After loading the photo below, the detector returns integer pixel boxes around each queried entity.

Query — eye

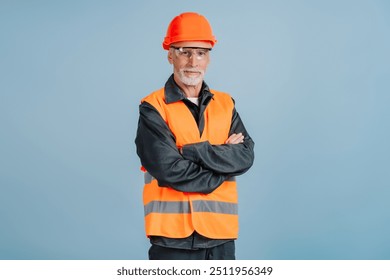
[180,51,190,56]
[197,50,207,57]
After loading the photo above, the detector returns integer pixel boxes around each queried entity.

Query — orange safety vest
[142,88,238,239]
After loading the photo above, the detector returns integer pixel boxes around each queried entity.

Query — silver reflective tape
[192,200,238,215]
[144,172,154,184]
[144,201,191,216]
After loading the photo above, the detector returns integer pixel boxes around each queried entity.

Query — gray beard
[179,75,202,86]
[178,69,204,86]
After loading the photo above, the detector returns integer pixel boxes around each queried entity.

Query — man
[135,12,255,260]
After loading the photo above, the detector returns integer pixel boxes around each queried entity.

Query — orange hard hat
[162,12,217,50]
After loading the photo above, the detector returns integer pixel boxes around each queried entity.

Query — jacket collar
[164,74,213,104]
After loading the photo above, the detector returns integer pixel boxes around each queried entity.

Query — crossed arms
[135,102,255,194]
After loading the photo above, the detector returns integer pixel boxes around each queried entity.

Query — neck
[173,75,202,98]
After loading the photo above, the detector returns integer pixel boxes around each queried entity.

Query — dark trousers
[148,241,235,260]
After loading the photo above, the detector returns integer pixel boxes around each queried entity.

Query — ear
[167,50,173,65]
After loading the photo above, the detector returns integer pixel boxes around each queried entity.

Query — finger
[232,135,244,144]
[225,133,239,144]
[230,132,243,143]
[225,133,237,144]
[226,133,244,144]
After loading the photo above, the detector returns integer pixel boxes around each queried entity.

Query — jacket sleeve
[135,102,228,194]
[181,108,255,176]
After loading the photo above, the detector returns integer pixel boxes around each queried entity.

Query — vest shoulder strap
[141,88,166,121]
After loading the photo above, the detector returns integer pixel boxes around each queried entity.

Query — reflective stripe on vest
[144,200,238,216]
[144,201,191,215]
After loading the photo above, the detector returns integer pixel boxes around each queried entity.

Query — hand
[225,133,244,144]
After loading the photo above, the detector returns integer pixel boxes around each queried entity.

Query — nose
[187,54,198,67]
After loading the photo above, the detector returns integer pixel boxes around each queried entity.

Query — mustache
[180,68,204,74]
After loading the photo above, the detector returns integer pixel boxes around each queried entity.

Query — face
[168,41,212,87]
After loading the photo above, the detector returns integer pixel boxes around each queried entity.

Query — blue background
[1,0,389,259]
